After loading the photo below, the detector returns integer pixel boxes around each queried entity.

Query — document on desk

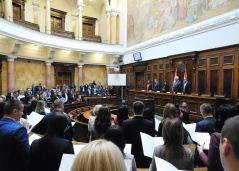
[155,157,178,171]
[29,133,41,145]
[183,123,210,150]
[73,145,86,154]
[155,118,161,131]
[140,132,164,158]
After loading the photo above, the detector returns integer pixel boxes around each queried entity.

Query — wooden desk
[64,102,86,114]
[129,90,233,122]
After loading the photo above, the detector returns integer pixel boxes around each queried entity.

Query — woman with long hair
[150,118,194,171]
[90,105,111,141]
[71,140,126,171]
[114,105,129,126]
[35,100,47,115]
[29,112,74,171]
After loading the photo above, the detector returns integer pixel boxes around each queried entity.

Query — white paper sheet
[29,133,41,145]
[140,132,164,158]
[27,112,44,126]
[124,144,132,154]
[73,145,86,154]
[45,108,50,114]
[187,123,196,132]
[71,122,76,126]
[124,159,132,171]
[59,154,76,171]
[155,118,161,131]
[155,157,178,171]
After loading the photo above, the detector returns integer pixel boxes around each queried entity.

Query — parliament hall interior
[0,0,239,171]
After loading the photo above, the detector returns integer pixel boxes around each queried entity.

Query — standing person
[182,78,192,95]
[114,105,129,126]
[29,112,74,171]
[70,83,76,92]
[86,87,92,95]
[153,79,160,92]
[219,116,239,171]
[109,85,114,95]
[88,104,102,141]
[123,101,154,168]
[150,118,194,171]
[173,76,182,93]
[80,83,85,93]
[196,103,216,135]
[179,102,190,124]
[35,83,43,95]
[31,84,36,95]
[91,80,97,88]
[0,100,30,171]
[161,80,170,92]
[147,79,152,91]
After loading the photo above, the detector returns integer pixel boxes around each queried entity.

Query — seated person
[150,118,194,171]
[29,112,74,171]
[196,103,216,135]
[197,104,238,171]
[35,100,47,115]
[114,105,129,126]
[71,140,127,171]
[105,125,137,171]
[219,115,239,171]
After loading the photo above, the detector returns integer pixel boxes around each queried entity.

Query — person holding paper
[122,101,154,168]
[197,105,238,171]
[0,99,30,171]
[29,112,74,171]
[195,103,216,135]
[220,115,239,171]
[71,140,127,171]
[150,118,194,171]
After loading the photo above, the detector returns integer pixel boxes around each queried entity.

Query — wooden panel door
[83,23,93,35]
[12,3,21,19]
[51,16,63,30]
[57,72,72,87]
[136,72,144,90]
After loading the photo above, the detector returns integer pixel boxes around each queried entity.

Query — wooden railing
[13,18,40,31]
[51,29,75,39]
[83,34,102,43]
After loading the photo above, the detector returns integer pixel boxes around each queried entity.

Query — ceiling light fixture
[66,50,69,54]
[34,45,38,50]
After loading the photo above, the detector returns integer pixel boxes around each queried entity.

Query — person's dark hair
[105,125,126,156]
[221,115,239,160]
[215,104,238,133]
[6,92,13,100]
[163,103,176,120]
[26,95,33,103]
[133,101,144,115]
[200,103,212,115]
[95,105,111,134]
[37,112,70,152]
[53,99,63,109]
[27,100,38,115]
[161,118,185,160]
[143,107,154,122]
[117,105,129,126]
[4,99,22,115]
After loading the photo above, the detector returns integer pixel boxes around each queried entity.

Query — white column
[71,14,78,40]
[105,10,111,44]
[45,0,52,34]
[33,1,40,24]
[95,20,100,36]
[5,0,13,21]
[78,4,84,40]
[116,14,120,44]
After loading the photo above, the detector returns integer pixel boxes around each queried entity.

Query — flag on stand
[184,65,187,80]
[172,68,177,91]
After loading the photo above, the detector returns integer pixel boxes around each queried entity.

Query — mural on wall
[127,0,239,47]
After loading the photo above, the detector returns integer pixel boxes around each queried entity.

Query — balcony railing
[83,34,102,43]
[51,29,75,39]
[13,18,40,31]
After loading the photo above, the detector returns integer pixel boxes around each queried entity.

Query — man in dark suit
[33,99,74,140]
[195,103,216,135]
[161,80,170,92]
[153,79,161,92]
[173,76,182,93]
[86,87,92,95]
[182,78,192,94]
[35,83,42,95]
[179,102,190,124]
[80,83,85,93]
[122,101,154,168]
[0,100,30,171]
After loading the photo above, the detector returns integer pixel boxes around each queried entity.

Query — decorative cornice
[32,2,40,11]
[125,9,239,55]
[12,41,24,54]
[44,0,52,2]
[48,48,57,60]
[45,60,53,65]
[79,53,86,63]
[7,55,17,61]
[71,14,77,21]
[105,10,120,17]
[78,4,84,12]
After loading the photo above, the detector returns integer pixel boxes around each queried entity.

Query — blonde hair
[92,104,102,116]
[71,140,127,171]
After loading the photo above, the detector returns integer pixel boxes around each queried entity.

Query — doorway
[136,72,144,90]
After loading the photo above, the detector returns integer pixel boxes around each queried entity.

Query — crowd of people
[0,84,239,171]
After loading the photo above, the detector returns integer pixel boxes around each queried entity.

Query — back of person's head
[162,118,184,159]
[143,107,154,122]
[92,104,102,116]
[215,104,238,132]
[35,100,46,113]
[53,99,63,109]
[200,103,212,115]
[133,101,144,115]
[220,116,239,170]
[4,99,22,115]
[71,140,127,171]
[163,103,176,119]
[117,105,129,126]
[95,106,111,134]
[104,125,126,154]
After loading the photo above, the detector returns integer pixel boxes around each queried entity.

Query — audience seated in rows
[122,101,154,168]
[150,118,194,171]
[197,104,238,171]
[71,140,127,171]
[114,105,129,126]
[0,100,30,171]
[90,105,111,141]
[30,112,74,171]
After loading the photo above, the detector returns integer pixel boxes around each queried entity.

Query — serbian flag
[184,65,187,79]
[173,68,178,91]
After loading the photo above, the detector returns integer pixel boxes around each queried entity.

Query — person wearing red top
[147,80,152,91]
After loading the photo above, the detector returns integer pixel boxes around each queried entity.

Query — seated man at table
[33,99,74,140]
[220,116,239,171]
[122,101,154,168]
[195,103,216,135]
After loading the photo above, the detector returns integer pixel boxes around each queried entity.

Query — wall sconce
[34,45,38,50]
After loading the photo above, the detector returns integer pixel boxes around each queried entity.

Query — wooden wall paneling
[210,69,218,95]
[223,68,233,98]
[12,0,25,20]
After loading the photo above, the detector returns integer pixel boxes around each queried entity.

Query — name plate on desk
[157,91,160,92]
[177,92,182,94]
[166,92,170,93]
